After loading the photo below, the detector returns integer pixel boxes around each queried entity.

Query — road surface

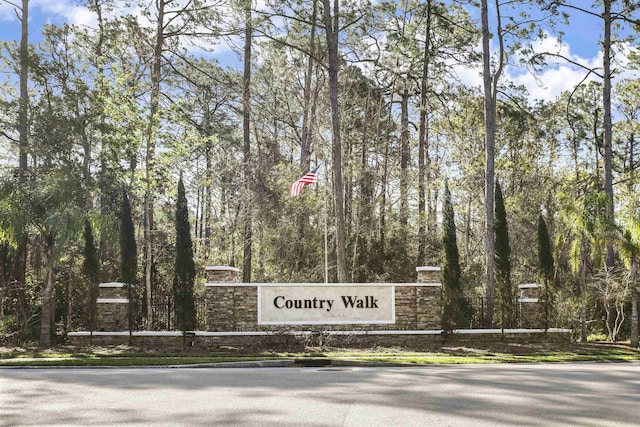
[1,362,639,426]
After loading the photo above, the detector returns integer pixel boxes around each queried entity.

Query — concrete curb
[175,358,410,368]
[181,359,297,368]
[0,358,403,369]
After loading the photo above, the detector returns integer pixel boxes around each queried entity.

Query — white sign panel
[258,284,395,325]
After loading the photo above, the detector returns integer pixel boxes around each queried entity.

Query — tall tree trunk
[95,0,110,270]
[39,240,54,347]
[300,0,318,170]
[601,1,617,336]
[399,87,409,227]
[297,54,316,272]
[204,138,213,259]
[144,0,166,328]
[15,0,30,312]
[18,0,29,176]
[322,0,347,282]
[242,0,253,283]
[603,0,614,269]
[629,259,638,347]
[345,134,353,238]
[194,183,200,247]
[352,93,370,280]
[481,0,495,327]
[580,235,588,343]
[417,1,431,266]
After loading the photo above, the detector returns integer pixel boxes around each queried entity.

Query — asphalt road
[1,362,639,426]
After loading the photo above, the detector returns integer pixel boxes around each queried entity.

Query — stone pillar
[416,266,441,283]
[206,266,239,283]
[416,266,442,329]
[96,283,129,331]
[205,266,240,331]
[518,284,543,328]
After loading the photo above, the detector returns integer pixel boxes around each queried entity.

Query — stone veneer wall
[205,267,259,331]
[96,283,129,331]
[69,267,574,349]
[204,266,442,332]
[416,267,443,329]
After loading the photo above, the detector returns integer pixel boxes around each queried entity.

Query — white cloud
[451,62,483,89]
[32,0,96,28]
[511,64,596,101]
[0,0,22,22]
[451,34,640,104]
[508,38,640,103]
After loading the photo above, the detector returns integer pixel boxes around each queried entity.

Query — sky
[0,0,638,104]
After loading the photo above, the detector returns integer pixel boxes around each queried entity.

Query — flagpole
[323,164,329,284]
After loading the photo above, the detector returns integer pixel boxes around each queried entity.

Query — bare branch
[0,0,21,10]
[530,52,604,79]
[253,27,328,71]
[544,1,603,19]
[0,131,19,143]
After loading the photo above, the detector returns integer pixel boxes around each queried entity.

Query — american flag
[290,166,319,196]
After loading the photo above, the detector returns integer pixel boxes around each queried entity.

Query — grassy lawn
[0,342,638,367]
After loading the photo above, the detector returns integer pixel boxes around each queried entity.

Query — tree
[494,179,513,329]
[535,1,640,268]
[173,177,196,332]
[141,0,222,324]
[560,189,612,342]
[620,225,639,347]
[0,0,30,323]
[15,0,29,176]
[23,172,83,347]
[537,213,554,330]
[242,0,253,283]
[592,265,628,341]
[480,0,499,326]
[299,0,319,170]
[441,182,471,330]
[120,190,137,333]
[142,0,165,330]
[322,0,347,282]
[416,0,432,266]
[83,219,100,332]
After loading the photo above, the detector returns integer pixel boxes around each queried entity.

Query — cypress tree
[537,213,554,282]
[120,190,137,332]
[494,179,512,329]
[83,219,100,332]
[173,177,196,332]
[537,213,554,330]
[442,182,471,331]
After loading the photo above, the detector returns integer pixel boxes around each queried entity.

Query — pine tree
[537,213,554,330]
[83,219,100,332]
[173,177,196,332]
[120,190,137,332]
[494,179,512,329]
[442,182,471,331]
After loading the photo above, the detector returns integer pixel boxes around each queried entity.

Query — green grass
[0,352,287,367]
[1,344,638,367]
[343,353,640,364]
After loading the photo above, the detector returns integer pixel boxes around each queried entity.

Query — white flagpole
[323,164,329,284]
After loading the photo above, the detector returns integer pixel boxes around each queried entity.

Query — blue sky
[0,0,637,103]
